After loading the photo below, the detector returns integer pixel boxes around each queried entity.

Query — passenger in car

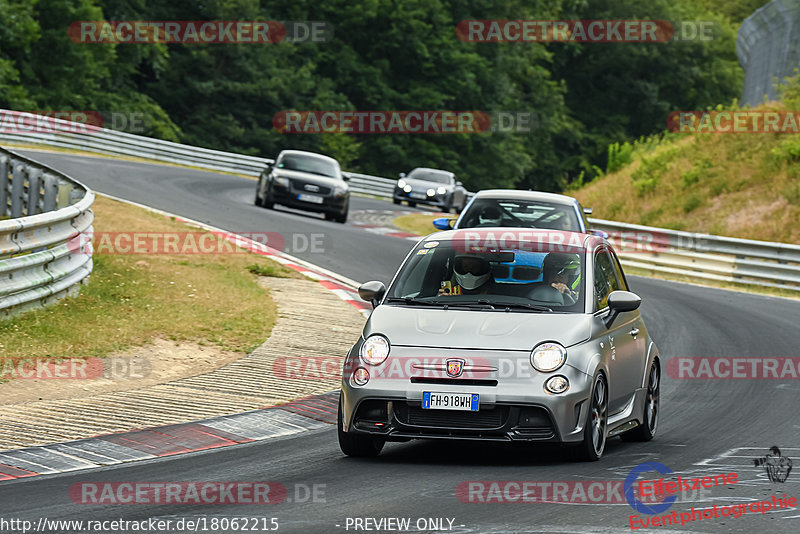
[529,253,581,305]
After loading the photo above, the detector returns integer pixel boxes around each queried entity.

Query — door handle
[629,328,640,338]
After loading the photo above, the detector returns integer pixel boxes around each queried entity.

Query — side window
[593,250,619,311]
[609,250,629,291]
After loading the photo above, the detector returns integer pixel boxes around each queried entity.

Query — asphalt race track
[2,151,799,533]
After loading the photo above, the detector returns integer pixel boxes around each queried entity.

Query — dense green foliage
[0,0,764,190]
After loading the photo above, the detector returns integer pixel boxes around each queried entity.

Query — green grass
[393,213,448,236]
[247,262,299,278]
[573,104,800,244]
[0,195,291,358]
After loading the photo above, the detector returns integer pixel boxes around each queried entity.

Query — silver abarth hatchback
[338,228,661,461]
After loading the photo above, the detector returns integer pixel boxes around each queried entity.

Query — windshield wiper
[385,297,443,307]
[484,301,553,312]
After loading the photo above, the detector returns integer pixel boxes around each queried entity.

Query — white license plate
[297,193,324,204]
[410,192,427,200]
[422,392,479,411]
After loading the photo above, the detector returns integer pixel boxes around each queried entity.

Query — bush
[607,142,634,174]
[631,150,675,197]
[682,194,702,213]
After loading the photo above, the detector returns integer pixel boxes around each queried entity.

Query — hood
[274,168,347,189]
[365,305,592,351]
[402,177,452,191]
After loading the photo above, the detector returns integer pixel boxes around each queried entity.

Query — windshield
[459,198,581,231]
[407,169,453,184]
[387,239,585,311]
[277,154,339,178]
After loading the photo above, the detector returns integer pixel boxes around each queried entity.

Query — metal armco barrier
[0,109,399,196]
[589,218,800,292]
[0,146,94,318]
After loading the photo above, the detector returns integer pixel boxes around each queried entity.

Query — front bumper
[393,187,449,208]
[340,345,593,443]
[273,184,348,213]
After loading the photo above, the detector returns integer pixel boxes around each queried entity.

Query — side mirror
[432,217,456,230]
[604,290,641,328]
[358,281,386,307]
[342,173,350,182]
[455,181,463,187]
[399,172,406,179]
[583,207,593,215]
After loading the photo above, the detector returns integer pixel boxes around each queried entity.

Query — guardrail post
[0,155,8,217]
[10,162,26,218]
[42,173,59,212]
[26,168,43,215]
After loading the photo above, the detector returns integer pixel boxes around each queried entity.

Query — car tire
[335,206,349,224]
[621,360,659,442]
[337,393,384,457]
[407,201,416,208]
[572,373,608,461]
[393,198,401,205]
[254,180,264,207]
[262,186,274,210]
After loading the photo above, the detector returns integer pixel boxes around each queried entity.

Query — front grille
[396,404,507,429]
[292,180,331,195]
[410,377,498,387]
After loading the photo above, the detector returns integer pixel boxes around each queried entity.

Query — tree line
[0,0,766,191]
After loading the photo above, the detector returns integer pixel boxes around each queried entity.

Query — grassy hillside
[570,82,800,245]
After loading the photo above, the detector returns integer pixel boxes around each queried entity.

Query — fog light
[545,375,569,394]
[353,367,370,386]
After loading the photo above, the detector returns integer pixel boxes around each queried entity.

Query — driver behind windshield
[438,254,497,296]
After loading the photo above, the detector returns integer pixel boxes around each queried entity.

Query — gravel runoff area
[0,277,365,450]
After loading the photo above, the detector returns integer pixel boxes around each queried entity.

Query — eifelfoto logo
[754,446,793,483]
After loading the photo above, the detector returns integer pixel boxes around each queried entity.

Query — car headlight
[334,185,348,196]
[437,186,447,195]
[403,184,412,193]
[530,342,566,372]
[353,367,370,386]
[427,189,436,197]
[274,176,289,187]
[360,335,390,365]
[545,375,569,394]
[397,179,407,188]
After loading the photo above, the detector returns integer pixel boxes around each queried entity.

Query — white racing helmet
[453,254,491,290]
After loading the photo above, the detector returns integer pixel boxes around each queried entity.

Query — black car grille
[292,180,331,195]
[395,404,507,429]
[409,377,498,387]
